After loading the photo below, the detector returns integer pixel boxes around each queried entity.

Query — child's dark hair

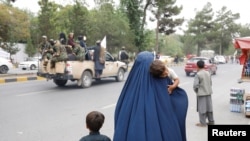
[196,60,205,69]
[150,60,166,77]
[86,111,105,132]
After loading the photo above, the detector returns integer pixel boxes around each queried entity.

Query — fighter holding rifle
[38,35,53,66]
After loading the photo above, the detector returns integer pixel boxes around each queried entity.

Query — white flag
[101,36,106,48]
[233,50,237,56]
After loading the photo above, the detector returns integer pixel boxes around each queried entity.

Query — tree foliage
[1,0,249,60]
[0,3,30,42]
[38,0,58,39]
[212,6,240,55]
[0,2,28,57]
[161,34,183,56]
[186,2,214,56]
[238,24,250,37]
[185,2,241,56]
[87,2,134,53]
[68,1,89,36]
[120,0,144,51]
[25,38,37,57]
[149,0,184,52]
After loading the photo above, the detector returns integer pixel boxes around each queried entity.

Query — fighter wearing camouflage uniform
[38,36,53,65]
[51,40,68,68]
[72,43,85,61]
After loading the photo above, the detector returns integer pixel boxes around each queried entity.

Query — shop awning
[233,37,250,65]
[234,37,250,49]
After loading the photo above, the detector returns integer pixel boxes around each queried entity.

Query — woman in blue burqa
[113,51,188,141]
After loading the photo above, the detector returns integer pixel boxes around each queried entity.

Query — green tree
[38,0,58,39]
[25,38,37,57]
[150,0,184,52]
[52,5,72,37]
[186,2,214,56]
[87,2,134,53]
[0,3,31,58]
[68,0,89,36]
[238,24,250,37]
[0,3,30,42]
[213,6,239,55]
[120,0,144,51]
[120,0,184,52]
[29,14,40,46]
[180,34,197,56]
[160,34,183,57]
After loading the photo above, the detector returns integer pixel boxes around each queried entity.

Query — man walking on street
[193,60,215,127]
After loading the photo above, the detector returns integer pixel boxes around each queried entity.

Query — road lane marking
[16,90,56,96]
[101,103,116,109]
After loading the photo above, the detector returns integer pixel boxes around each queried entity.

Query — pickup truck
[37,51,128,88]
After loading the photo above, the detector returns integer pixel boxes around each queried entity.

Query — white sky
[12,0,250,33]
[175,0,250,24]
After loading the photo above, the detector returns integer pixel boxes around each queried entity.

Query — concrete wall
[11,43,39,63]
[0,48,10,59]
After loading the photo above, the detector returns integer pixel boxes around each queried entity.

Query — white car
[19,57,40,70]
[214,55,226,64]
[0,57,13,74]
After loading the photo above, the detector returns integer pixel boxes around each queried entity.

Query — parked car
[18,57,40,70]
[214,55,226,64]
[0,57,13,74]
[184,57,217,76]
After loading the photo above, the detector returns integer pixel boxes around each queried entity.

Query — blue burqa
[113,51,188,141]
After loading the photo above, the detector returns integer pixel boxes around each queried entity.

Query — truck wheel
[53,79,67,87]
[80,71,92,88]
[115,68,125,82]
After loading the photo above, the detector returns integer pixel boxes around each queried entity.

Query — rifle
[41,43,49,59]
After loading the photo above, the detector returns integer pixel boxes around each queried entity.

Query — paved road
[0,62,184,83]
[1,63,250,141]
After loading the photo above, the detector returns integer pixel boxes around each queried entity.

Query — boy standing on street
[79,111,111,141]
[193,60,215,127]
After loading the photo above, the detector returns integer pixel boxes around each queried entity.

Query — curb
[0,75,45,84]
